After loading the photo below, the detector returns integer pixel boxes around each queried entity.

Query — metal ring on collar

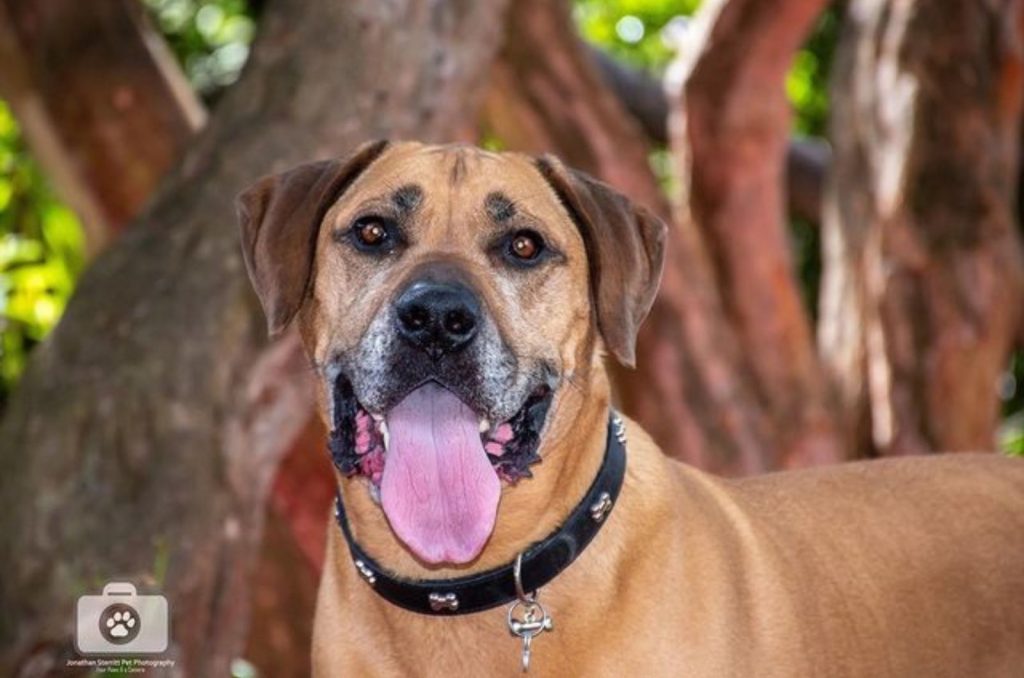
[514,552,535,603]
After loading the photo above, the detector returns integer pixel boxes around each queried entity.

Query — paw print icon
[76,582,168,655]
[99,603,140,644]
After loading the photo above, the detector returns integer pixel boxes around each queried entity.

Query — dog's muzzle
[327,270,557,565]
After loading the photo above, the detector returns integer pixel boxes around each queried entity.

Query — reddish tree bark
[0,1,508,675]
[820,0,1024,456]
[265,418,335,574]
[0,0,205,252]
[243,499,320,678]
[671,0,842,468]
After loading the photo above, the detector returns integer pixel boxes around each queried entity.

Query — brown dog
[238,141,1024,677]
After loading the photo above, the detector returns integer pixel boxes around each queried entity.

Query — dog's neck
[334,367,612,581]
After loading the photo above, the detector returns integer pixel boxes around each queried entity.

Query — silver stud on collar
[612,412,627,445]
[589,491,614,523]
[354,559,376,586]
[428,592,459,612]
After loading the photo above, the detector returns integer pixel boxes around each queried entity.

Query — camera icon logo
[76,582,168,655]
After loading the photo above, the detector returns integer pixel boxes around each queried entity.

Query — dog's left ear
[236,140,390,337]
[535,155,666,368]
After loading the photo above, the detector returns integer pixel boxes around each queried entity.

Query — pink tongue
[381,383,501,564]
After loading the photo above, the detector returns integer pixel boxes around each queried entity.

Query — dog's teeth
[479,418,491,433]
[370,413,384,422]
[380,420,390,449]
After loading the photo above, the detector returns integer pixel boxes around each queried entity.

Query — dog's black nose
[394,280,481,359]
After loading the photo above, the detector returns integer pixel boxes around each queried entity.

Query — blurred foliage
[144,0,256,102]
[575,0,698,72]
[787,8,840,138]
[0,102,84,407]
[1002,353,1024,456]
[1003,422,1024,457]
[785,8,840,319]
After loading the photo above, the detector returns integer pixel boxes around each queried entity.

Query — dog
[237,141,1024,677]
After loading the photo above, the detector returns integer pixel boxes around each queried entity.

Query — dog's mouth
[329,375,553,564]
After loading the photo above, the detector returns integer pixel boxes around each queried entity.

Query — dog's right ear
[533,155,667,368]
[236,140,390,337]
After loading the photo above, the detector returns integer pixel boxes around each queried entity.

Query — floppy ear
[236,140,390,336]
[534,155,667,367]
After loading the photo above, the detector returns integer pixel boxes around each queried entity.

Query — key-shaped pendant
[507,599,553,672]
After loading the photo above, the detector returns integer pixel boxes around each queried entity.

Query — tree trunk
[819,0,1024,457]
[671,0,843,468]
[0,0,507,675]
[0,0,205,253]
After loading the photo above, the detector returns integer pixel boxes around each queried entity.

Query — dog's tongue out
[380,383,501,564]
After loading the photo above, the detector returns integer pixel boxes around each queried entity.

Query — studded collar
[332,412,628,615]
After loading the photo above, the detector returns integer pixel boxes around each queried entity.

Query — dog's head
[237,141,665,565]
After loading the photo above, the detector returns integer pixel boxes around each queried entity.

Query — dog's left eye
[349,217,397,253]
[504,230,546,265]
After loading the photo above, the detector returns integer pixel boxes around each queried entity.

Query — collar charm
[507,553,554,672]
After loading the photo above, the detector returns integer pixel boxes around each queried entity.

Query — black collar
[332,412,628,615]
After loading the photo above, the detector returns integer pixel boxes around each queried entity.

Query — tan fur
[241,143,1024,677]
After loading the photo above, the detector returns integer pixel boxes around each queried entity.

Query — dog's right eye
[346,216,398,254]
